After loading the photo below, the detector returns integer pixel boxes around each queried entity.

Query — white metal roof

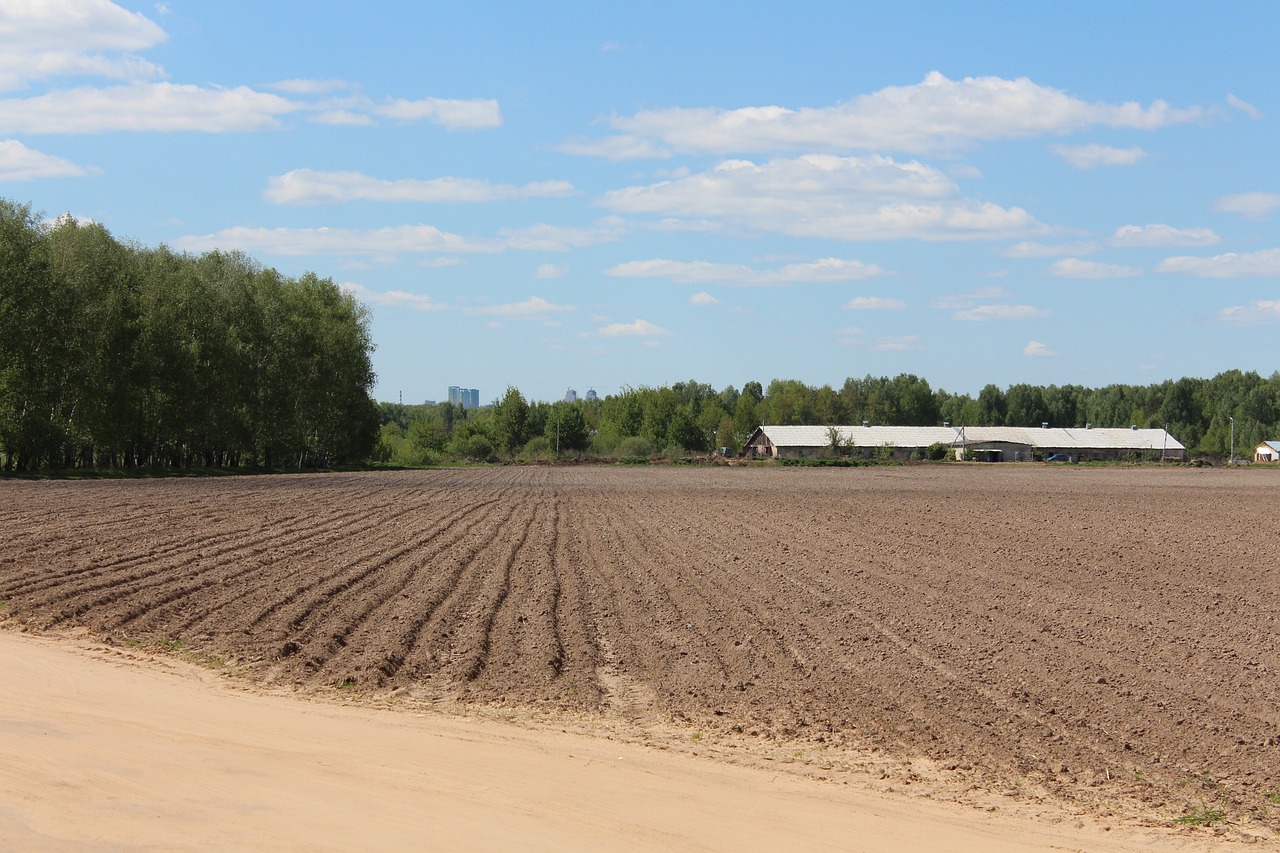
[752,425,1185,451]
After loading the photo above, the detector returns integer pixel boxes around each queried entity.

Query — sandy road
[0,630,1219,852]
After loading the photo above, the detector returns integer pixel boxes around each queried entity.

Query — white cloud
[1158,248,1280,278]
[265,169,575,205]
[953,304,1050,321]
[1049,143,1146,169]
[606,256,884,286]
[846,296,905,310]
[929,286,1007,310]
[1217,299,1280,325]
[1004,240,1099,258]
[875,335,923,351]
[0,82,298,133]
[0,0,167,90]
[467,296,574,317]
[419,256,463,268]
[690,292,718,306]
[1213,192,1280,219]
[0,139,89,179]
[1110,223,1218,247]
[267,78,359,95]
[1227,93,1262,120]
[176,224,500,257]
[534,263,567,279]
[1023,340,1058,357]
[834,326,865,346]
[575,72,1202,157]
[1049,258,1144,278]
[556,134,672,160]
[340,282,444,312]
[500,218,628,251]
[596,318,671,338]
[371,97,501,129]
[600,154,1039,241]
[311,110,374,127]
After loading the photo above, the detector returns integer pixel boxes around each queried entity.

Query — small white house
[1255,441,1280,463]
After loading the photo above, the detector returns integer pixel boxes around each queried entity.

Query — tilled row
[1,465,1278,825]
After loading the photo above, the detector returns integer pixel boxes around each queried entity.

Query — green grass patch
[1174,804,1228,826]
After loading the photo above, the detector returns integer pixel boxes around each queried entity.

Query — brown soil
[3,465,1278,839]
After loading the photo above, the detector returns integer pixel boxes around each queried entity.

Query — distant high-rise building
[585,388,597,401]
[564,388,577,403]
[448,386,481,409]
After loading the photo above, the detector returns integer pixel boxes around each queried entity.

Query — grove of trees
[0,199,378,471]
[374,371,1280,465]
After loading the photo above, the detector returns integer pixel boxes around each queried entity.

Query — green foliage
[0,200,378,471]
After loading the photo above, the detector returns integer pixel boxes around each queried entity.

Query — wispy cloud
[340,282,444,312]
[265,169,574,205]
[1110,224,1218,247]
[690,291,719,305]
[1004,240,1099,258]
[606,257,884,285]
[1217,299,1280,325]
[953,304,1050,321]
[1227,93,1262,120]
[534,263,567,279]
[1049,258,1144,278]
[176,224,500,257]
[1049,143,1145,169]
[467,296,574,317]
[1213,192,1280,219]
[874,335,923,351]
[1158,248,1280,278]
[500,218,628,251]
[845,296,905,310]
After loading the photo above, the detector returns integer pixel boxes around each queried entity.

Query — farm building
[742,424,1185,462]
[1255,441,1280,463]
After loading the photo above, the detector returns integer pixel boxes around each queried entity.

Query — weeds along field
[2,465,1278,827]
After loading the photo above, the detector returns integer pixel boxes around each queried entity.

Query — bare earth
[2,464,1278,848]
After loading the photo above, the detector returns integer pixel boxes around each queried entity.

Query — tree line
[377,370,1280,464]
[0,199,378,471]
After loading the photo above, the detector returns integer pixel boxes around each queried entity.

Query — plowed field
[3,465,1278,831]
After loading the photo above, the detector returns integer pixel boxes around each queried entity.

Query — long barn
[743,424,1185,462]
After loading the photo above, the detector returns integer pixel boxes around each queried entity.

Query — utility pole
[1229,415,1235,465]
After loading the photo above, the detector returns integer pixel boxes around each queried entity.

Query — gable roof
[1261,440,1280,453]
[749,425,1185,452]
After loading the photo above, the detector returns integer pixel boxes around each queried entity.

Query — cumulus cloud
[1049,143,1146,169]
[0,0,167,90]
[606,256,884,286]
[1049,258,1144,278]
[1213,192,1280,219]
[265,169,574,205]
[1218,299,1280,325]
[596,318,671,338]
[534,263,567,279]
[340,282,444,312]
[176,224,500,257]
[1157,248,1280,278]
[1110,223,1218,247]
[953,304,1050,321]
[846,296,905,310]
[690,291,719,305]
[571,72,1202,158]
[0,139,90,179]
[1023,340,1058,357]
[467,296,574,317]
[600,154,1039,241]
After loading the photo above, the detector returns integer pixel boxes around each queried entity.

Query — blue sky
[2,1,1278,405]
